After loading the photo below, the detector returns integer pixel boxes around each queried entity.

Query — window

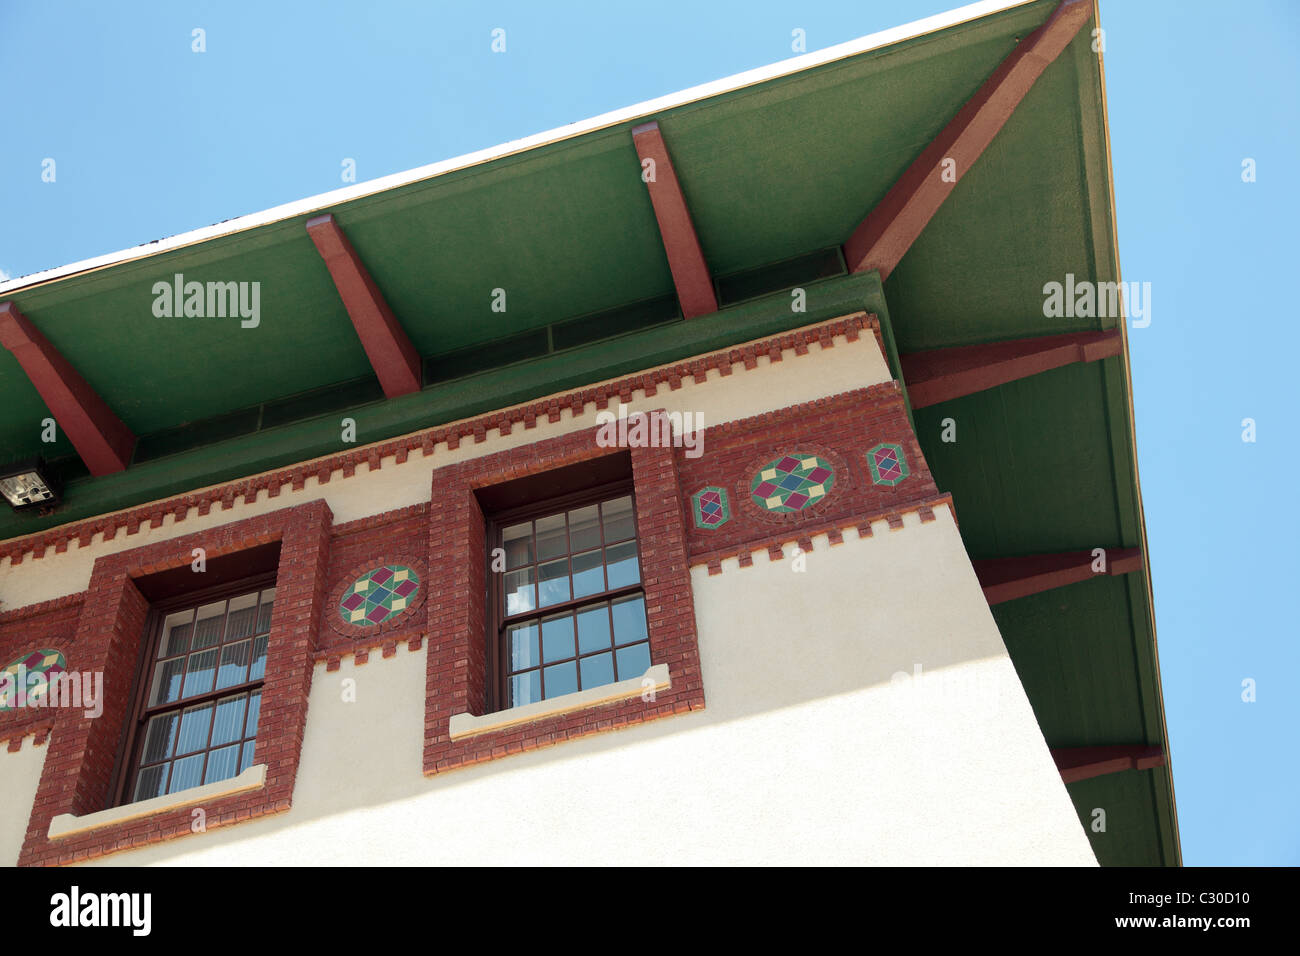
[114,576,275,805]
[490,481,653,710]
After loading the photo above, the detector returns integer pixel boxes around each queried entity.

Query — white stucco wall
[63,505,1094,866]
[0,317,1094,865]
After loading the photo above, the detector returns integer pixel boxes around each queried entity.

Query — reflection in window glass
[497,489,650,709]
[131,585,271,806]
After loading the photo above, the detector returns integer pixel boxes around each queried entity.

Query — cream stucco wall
[0,739,45,866]
[67,506,1095,866]
[0,318,1095,865]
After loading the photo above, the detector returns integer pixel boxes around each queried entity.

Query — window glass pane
[192,601,227,649]
[568,505,602,553]
[248,635,269,682]
[239,741,256,774]
[168,754,205,793]
[541,614,574,664]
[256,589,276,634]
[176,702,214,755]
[576,603,612,655]
[225,592,259,642]
[245,691,262,738]
[134,764,167,802]
[511,670,541,707]
[215,640,251,690]
[580,652,615,690]
[611,595,649,646]
[149,658,186,706]
[605,541,640,588]
[140,713,178,765]
[543,661,578,699]
[535,513,568,562]
[211,693,248,747]
[537,559,570,608]
[571,549,605,599]
[161,610,194,657]
[615,642,652,680]
[504,567,536,616]
[181,648,218,698]
[508,622,539,671]
[601,496,635,543]
[502,523,534,570]
[204,744,240,784]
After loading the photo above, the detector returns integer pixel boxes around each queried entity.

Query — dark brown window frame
[485,477,651,714]
[109,569,277,809]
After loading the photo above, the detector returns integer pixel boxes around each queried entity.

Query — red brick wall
[317,502,429,663]
[421,426,706,775]
[0,594,84,749]
[17,500,332,866]
[677,382,941,570]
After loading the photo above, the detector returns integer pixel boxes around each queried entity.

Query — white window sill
[47,764,267,840]
[449,664,671,740]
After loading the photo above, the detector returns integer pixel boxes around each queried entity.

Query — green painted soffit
[0,0,1177,865]
[0,0,1059,458]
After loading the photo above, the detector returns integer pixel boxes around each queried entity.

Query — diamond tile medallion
[691,486,732,529]
[338,565,420,626]
[749,454,836,514]
[867,442,909,487]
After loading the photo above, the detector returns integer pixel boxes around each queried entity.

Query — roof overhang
[0,0,1178,865]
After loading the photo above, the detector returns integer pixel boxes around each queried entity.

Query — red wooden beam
[632,121,718,319]
[843,0,1093,279]
[0,302,135,476]
[1052,746,1166,784]
[975,548,1142,605]
[900,329,1121,408]
[306,214,422,398]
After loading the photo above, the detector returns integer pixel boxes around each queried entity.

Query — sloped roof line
[0,0,1037,297]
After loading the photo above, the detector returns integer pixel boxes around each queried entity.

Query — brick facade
[0,312,952,864]
[421,426,706,775]
[16,501,332,866]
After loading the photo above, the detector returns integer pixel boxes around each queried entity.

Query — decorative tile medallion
[866,442,909,487]
[691,486,731,530]
[0,648,67,711]
[338,565,420,627]
[749,454,836,514]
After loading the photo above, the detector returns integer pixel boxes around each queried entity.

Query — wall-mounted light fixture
[0,458,61,511]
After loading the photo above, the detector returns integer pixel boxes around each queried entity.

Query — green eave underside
[0,0,1176,865]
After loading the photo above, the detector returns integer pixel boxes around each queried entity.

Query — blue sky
[1,1,1296,865]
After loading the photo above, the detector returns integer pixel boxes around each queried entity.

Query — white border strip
[0,0,1036,297]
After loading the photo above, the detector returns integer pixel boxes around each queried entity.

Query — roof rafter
[974,547,1142,605]
[901,329,1122,407]
[632,121,717,319]
[306,214,422,398]
[0,302,136,476]
[843,0,1093,279]
[1052,746,1166,784]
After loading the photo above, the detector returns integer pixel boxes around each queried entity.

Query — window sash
[112,571,276,808]
[488,480,651,711]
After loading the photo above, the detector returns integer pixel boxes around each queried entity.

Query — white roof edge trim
[0,0,1038,297]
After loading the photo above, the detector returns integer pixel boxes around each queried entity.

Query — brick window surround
[18,499,332,866]
[424,422,705,774]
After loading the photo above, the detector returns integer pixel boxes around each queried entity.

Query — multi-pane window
[126,585,274,802]
[493,485,652,709]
